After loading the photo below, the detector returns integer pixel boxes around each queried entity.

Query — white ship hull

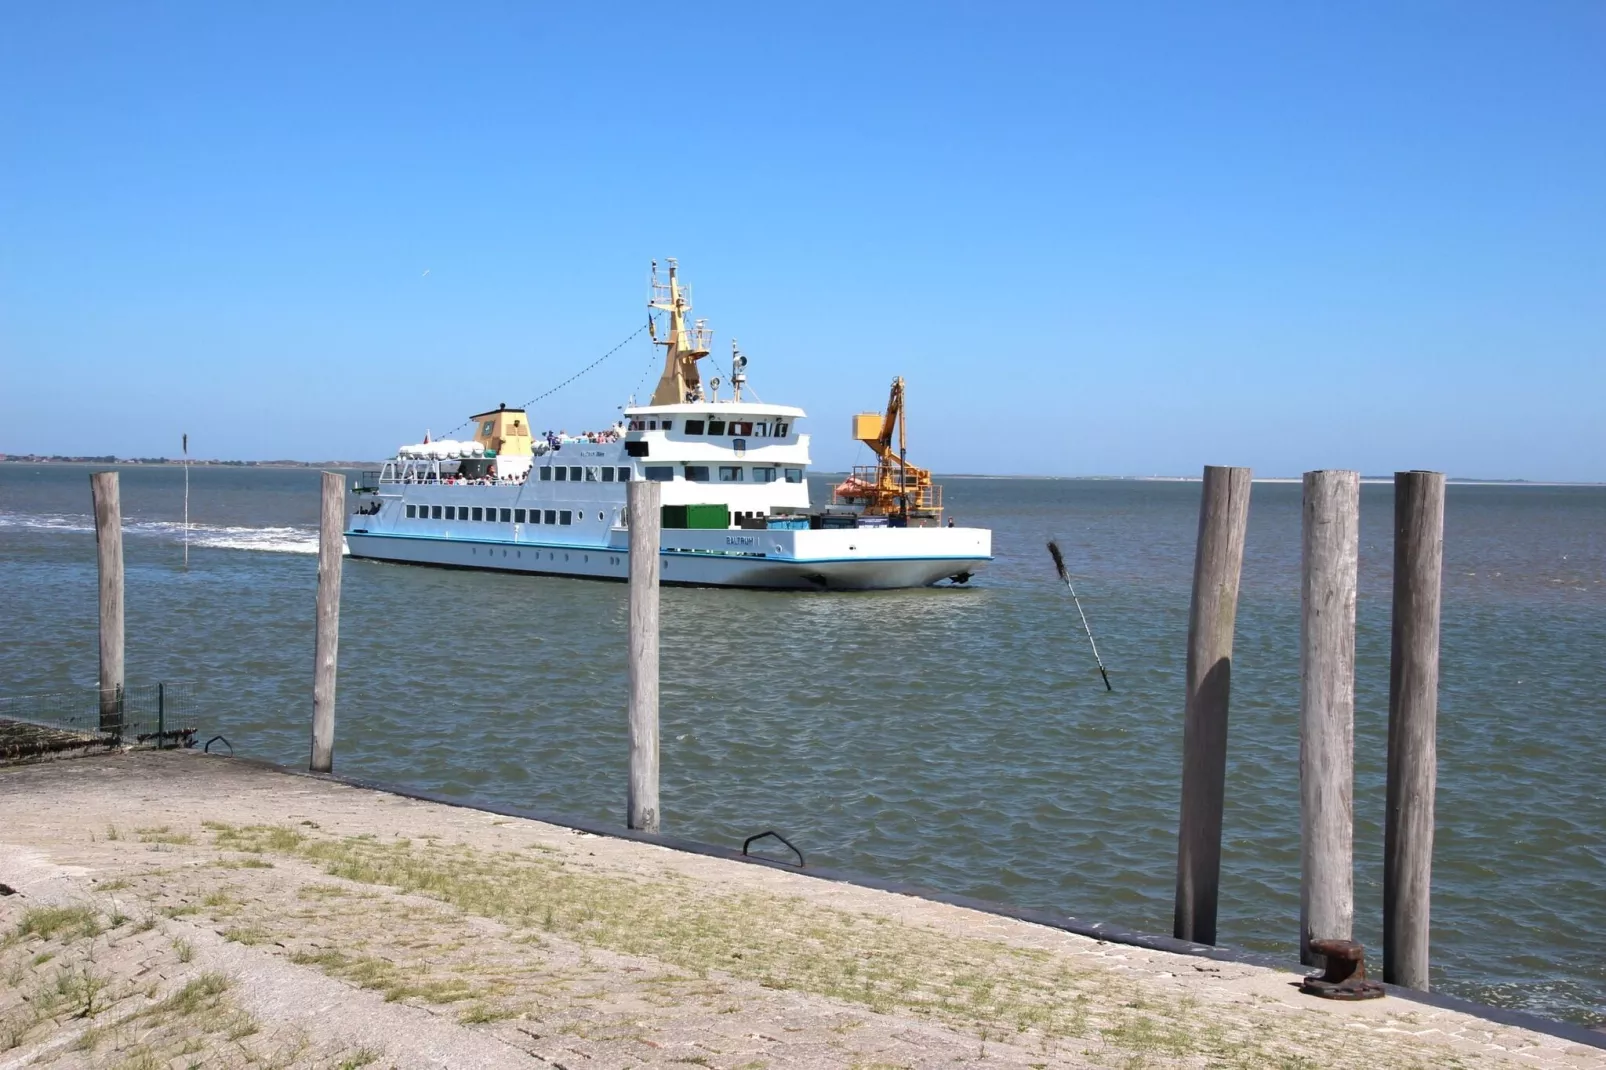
[345,525,990,590]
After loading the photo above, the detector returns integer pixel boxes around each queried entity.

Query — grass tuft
[157,972,231,1016]
[458,1002,516,1024]
[214,857,274,870]
[222,926,267,946]
[136,826,194,845]
[15,905,102,943]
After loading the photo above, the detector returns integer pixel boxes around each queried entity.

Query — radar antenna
[730,340,748,402]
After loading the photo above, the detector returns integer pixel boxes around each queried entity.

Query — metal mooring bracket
[1300,938,1386,1000]
[742,830,805,868]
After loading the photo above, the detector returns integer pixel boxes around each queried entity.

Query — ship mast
[646,259,712,405]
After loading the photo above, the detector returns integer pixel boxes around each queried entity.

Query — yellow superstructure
[851,413,886,442]
[834,377,943,524]
[646,258,713,405]
[470,404,533,456]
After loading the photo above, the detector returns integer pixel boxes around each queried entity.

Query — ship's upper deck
[623,401,805,419]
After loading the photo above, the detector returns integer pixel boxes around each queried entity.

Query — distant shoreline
[934,473,1606,487]
[3,457,1600,487]
[0,457,378,470]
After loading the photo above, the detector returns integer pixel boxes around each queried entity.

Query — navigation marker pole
[1048,540,1112,691]
[182,432,190,569]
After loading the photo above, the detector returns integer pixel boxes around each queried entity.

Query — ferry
[344,261,992,589]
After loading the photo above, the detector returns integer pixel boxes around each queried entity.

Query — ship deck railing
[369,473,530,487]
[833,465,943,512]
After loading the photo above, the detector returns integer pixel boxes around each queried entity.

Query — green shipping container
[685,503,730,529]
[660,504,729,529]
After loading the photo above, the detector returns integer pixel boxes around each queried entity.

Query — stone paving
[1,751,1602,1069]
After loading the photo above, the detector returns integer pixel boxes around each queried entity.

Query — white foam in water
[134,519,326,555]
[0,513,335,555]
[0,514,96,535]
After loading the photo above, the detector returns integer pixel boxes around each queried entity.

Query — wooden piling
[627,479,662,832]
[310,471,344,774]
[1173,465,1252,945]
[1385,470,1445,990]
[90,471,124,733]
[1299,470,1359,966]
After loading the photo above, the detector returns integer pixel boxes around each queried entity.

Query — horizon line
[3,456,1602,487]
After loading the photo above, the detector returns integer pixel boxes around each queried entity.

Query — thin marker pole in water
[1047,540,1112,691]
[182,432,190,569]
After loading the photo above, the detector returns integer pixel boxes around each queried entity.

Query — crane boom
[857,377,906,462]
[839,376,942,523]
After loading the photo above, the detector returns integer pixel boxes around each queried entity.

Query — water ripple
[1,467,1602,1025]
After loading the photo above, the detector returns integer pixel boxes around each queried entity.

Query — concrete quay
[2,751,1601,1069]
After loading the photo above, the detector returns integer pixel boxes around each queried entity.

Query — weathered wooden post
[1300,470,1359,966]
[627,479,662,832]
[1385,470,1445,989]
[1173,465,1252,945]
[90,471,124,733]
[310,471,344,773]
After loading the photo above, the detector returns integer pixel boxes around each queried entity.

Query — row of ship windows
[626,418,790,438]
[643,465,804,483]
[404,504,611,525]
[540,466,634,482]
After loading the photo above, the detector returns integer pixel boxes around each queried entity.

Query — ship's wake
[0,513,332,555]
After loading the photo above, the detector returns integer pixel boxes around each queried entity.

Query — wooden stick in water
[627,479,662,832]
[310,471,344,774]
[91,471,124,733]
[1173,464,1252,946]
[1385,469,1445,990]
[1299,469,1359,967]
[1047,540,1112,692]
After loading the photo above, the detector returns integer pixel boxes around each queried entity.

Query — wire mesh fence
[0,681,197,762]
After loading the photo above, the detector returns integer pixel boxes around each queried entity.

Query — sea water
[1,463,1601,1025]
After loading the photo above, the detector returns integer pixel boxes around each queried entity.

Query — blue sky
[2,3,1602,478]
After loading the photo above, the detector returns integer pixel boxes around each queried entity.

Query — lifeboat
[834,475,875,501]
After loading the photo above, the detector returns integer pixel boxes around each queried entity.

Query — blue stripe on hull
[345,528,992,566]
[344,531,987,590]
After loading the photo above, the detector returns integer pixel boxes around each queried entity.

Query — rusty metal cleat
[1300,938,1386,1000]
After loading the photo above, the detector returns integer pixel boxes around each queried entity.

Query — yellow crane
[833,377,944,524]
